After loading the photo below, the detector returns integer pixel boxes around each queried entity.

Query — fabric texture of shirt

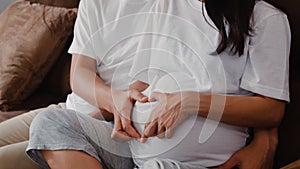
[67,0,290,167]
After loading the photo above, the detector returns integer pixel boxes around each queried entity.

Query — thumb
[111,114,131,142]
[218,156,240,169]
[130,90,148,102]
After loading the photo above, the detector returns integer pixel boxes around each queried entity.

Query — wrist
[252,128,278,151]
[252,129,270,144]
[181,92,210,116]
[96,86,117,114]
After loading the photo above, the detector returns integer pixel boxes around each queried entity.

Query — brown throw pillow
[27,0,80,8]
[0,0,77,111]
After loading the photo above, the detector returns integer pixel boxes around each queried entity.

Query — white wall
[0,0,15,13]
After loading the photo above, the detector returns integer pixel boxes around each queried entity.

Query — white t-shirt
[67,0,290,167]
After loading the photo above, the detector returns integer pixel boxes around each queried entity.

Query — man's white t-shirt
[67,0,290,167]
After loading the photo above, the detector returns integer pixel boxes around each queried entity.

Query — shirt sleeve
[241,13,291,102]
[68,0,98,63]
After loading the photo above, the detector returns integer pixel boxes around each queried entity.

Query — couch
[0,0,299,168]
[0,0,79,116]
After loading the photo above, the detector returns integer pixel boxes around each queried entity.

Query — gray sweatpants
[26,108,207,169]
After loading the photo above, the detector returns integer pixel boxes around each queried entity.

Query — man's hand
[110,89,148,142]
[218,128,278,169]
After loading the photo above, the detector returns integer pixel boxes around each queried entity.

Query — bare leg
[42,150,103,169]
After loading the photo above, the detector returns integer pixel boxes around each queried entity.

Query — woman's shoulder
[253,0,287,26]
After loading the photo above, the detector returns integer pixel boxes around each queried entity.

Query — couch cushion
[0,0,77,111]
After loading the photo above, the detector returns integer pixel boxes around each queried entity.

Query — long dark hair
[205,0,285,56]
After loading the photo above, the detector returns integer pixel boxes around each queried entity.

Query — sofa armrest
[0,110,28,123]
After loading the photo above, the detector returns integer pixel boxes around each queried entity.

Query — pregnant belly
[129,102,248,167]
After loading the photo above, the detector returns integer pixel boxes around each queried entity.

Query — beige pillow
[0,0,77,111]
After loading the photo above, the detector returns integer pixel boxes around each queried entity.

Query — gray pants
[26,108,207,169]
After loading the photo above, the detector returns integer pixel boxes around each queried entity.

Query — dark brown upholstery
[14,37,73,111]
[274,0,300,167]
[0,0,77,111]
[18,0,79,110]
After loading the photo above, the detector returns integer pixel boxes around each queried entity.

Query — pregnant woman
[26,0,290,168]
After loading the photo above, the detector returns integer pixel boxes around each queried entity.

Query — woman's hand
[218,128,278,169]
[141,92,198,141]
[110,89,148,142]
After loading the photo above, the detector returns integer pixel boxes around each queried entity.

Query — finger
[218,156,240,169]
[142,119,158,138]
[140,120,155,143]
[163,111,188,139]
[113,112,122,131]
[139,96,149,103]
[157,125,166,138]
[157,117,166,138]
[111,130,131,142]
[162,117,175,139]
[111,115,131,142]
[130,90,148,103]
[165,126,175,139]
[125,125,141,139]
[145,101,165,138]
[141,101,163,141]
[157,132,165,138]
[121,118,141,139]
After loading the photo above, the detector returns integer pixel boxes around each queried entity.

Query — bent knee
[30,108,77,131]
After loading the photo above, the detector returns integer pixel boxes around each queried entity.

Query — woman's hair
[204,0,256,56]
[204,0,285,56]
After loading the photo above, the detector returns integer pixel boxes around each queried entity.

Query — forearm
[184,92,285,127]
[70,55,115,112]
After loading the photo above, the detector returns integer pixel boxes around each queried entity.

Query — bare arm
[147,92,285,130]
[70,54,149,141]
[70,54,115,112]
[180,92,285,128]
